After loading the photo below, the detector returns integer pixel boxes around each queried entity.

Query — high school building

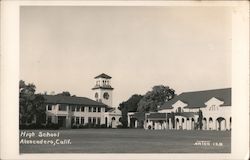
[44,73,121,128]
[128,88,231,131]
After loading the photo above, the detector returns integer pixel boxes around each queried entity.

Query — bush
[87,123,94,128]
[19,124,29,129]
[78,124,84,128]
[100,124,107,128]
[117,125,123,128]
[45,123,60,130]
[19,123,46,129]
[29,123,46,129]
[71,125,78,129]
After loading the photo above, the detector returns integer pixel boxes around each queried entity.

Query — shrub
[19,124,29,129]
[29,123,46,129]
[19,123,46,129]
[71,125,78,129]
[100,124,107,128]
[117,125,123,128]
[45,123,60,130]
[78,124,84,128]
[87,123,94,128]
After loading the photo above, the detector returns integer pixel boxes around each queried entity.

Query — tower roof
[94,73,112,79]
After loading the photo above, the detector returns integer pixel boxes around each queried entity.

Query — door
[58,116,66,128]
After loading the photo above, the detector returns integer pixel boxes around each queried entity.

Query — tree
[56,91,71,96]
[137,85,175,112]
[118,94,143,127]
[19,80,46,124]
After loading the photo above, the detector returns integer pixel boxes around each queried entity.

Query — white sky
[20,6,232,107]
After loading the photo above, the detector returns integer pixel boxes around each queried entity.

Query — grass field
[20,129,231,153]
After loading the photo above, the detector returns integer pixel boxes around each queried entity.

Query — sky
[20,6,232,107]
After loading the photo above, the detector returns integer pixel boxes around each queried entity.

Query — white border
[1,1,249,160]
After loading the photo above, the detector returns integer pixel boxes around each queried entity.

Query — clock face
[95,92,98,98]
[103,92,109,100]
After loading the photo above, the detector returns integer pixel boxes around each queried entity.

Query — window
[47,105,52,111]
[98,107,101,112]
[81,106,85,112]
[76,117,79,125]
[209,105,218,111]
[71,106,76,112]
[76,106,80,112]
[59,105,67,111]
[89,107,92,112]
[93,107,96,112]
[97,117,101,125]
[81,117,84,124]
[177,107,182,113]
[95,92,98,98]
[93,117,96,125]
[103,92,109,99]
[47,116,52,123]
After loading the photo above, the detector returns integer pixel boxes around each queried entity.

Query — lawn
[20,129,231,153]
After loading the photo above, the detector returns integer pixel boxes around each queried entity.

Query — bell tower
[92,73,114,107]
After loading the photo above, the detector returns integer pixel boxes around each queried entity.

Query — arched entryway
[105,117,108,127]
[176,118,180,130]
[216,117,226,131]
[191,118,195,130]
[166,119,169,130]
[202,118,207,130]
[130,118,136,128]
[208,117,213,130]
[181,118,185,130]
[111,117,116,128]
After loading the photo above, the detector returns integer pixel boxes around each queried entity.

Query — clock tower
[92,73,114,107]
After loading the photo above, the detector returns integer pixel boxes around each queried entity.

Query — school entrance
[58,116,67,128]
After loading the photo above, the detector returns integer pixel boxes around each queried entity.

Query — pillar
[52,116,57,124]
[169,118,172,130]
[135,120,138,128]
[226,118,230,130]
[214,119,218,130]
[127,115,130,128]
[66,116,71,129]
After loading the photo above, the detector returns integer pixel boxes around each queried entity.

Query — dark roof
[130,112,145,121]
[175,112,198,118]
[107,108,115,112]
[95,73,112,79]
[92,86,114,90]
[147,113,167,119]
[44,95,107,107]
[159,88,231,110]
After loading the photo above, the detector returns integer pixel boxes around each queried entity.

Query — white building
[44,73,121,129]
[45,95,109,128]
[129,88,231,131]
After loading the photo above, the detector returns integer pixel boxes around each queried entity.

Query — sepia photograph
[0,0,249,160]
[19,5,232,153]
